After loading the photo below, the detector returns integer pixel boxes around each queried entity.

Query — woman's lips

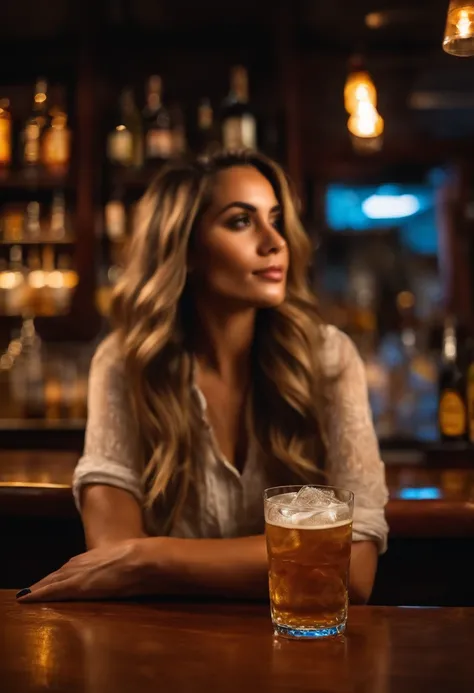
[253,268,284,282]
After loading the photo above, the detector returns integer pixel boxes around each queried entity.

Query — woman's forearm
[137,535,269,599]
[135,535,378,603]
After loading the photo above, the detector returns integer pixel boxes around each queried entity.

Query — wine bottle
[196,99,220,156]
[438,316,468,442]
[143,76,173,163]
[23,79,50,169]
[107,88,143,168]
[0,98,12,172]
[221,66,257,150]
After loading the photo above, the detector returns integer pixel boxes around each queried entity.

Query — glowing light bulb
[457,9,472,35]
[344,70,377,114]
[347,101,384,138]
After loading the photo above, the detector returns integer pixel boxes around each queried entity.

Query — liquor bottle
[24,201,41,239]
[26,248,45,315]
[143,75,173,162]
[465,339,474,444]
[50,191,67,240]
[0,98,12,172]
[4,246,26,316]
[105,188,127,241]
[107,88,143,168]
[221,66,257,150]
[438,316,467,442]
[171,104,187,159]
[42,108,71,175]
[195,99,220,156]
[22,79,50,169]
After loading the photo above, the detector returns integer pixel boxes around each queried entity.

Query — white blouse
[72,326,389,552]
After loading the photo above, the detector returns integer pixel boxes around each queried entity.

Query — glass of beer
[264,485,354,639]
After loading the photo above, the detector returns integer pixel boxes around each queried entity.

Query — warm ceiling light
[443,1,474,56]
[344,69,377,114]
[348,101,384,138]
[365,12,385,29]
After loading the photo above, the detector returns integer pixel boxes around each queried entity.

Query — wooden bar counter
[1,451,474,604]
[2,450,474,534]
[1,590,473,692]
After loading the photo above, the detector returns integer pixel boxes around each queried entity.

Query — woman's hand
[16,539,158,603]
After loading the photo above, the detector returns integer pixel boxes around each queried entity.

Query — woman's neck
[191,301,256,385]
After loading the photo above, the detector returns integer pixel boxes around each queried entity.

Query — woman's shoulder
[317,324,363,379]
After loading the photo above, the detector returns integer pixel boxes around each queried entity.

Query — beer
[264,486,353,639]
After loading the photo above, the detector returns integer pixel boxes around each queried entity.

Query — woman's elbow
[349,583,372,605]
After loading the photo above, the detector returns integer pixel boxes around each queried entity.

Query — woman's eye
[227,214,250,230]
[272,217,283,232]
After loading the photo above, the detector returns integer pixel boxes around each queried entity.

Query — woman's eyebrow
[218,201,257,214]
[217,202,281,215]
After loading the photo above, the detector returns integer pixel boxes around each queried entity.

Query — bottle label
[108,130,133,164]
[42,129,70,167]
[439,390,466,437]
[0,119,11,165]
[223,115,256,150]
[146,129,173,158]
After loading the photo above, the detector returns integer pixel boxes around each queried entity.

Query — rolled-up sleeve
[72,334,143,513]
[321,327,389,554]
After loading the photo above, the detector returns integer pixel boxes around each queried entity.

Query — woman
[16,151,388,604]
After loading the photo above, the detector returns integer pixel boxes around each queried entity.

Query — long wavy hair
[111,150,325,528]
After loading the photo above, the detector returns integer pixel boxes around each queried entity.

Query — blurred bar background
[1,0,474,603]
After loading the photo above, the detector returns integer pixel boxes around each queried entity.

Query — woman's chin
[252,292,286,309]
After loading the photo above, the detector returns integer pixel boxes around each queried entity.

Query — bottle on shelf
[195,99,220,156]
[438,315,468,442]
[26,248,45,315]
[107,88,143,168]
[42,107,71,175]
[50,191,67,240]
[40,244,57,315]
[465,339,474,444]
[0,98,12,173]
[3,245,27,316]
[171,104,187,159]
[221,65,257,151]
[143,75,173,163]
[22,78,50,170]
[51,252,77,313]
[105,188,127,242]
[2,204,25,242]
[24,201,41,240]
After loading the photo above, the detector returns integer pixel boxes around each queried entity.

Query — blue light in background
[397,487,443,500]
[325,182,438,254]
[362,194,420,219]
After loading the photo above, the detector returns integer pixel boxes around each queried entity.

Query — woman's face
[189,166,289,309]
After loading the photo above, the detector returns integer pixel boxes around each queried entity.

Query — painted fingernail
[16,588,31,599]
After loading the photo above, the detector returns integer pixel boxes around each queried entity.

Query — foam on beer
[265,491,352,530]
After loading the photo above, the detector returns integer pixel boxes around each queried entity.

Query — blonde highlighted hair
[111,151,325,528]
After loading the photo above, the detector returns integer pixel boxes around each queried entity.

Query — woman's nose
[258,221,286,254]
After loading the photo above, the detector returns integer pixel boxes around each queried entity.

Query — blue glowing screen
[325,183,438,254]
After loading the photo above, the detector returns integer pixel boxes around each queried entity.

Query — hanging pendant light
[348,100,384,138]
[348,100,384,155]
[344,55,377,114]
[443,1,474,57]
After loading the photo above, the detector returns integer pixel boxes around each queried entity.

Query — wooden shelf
[0,237,76,246]
[0,170,72,190]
